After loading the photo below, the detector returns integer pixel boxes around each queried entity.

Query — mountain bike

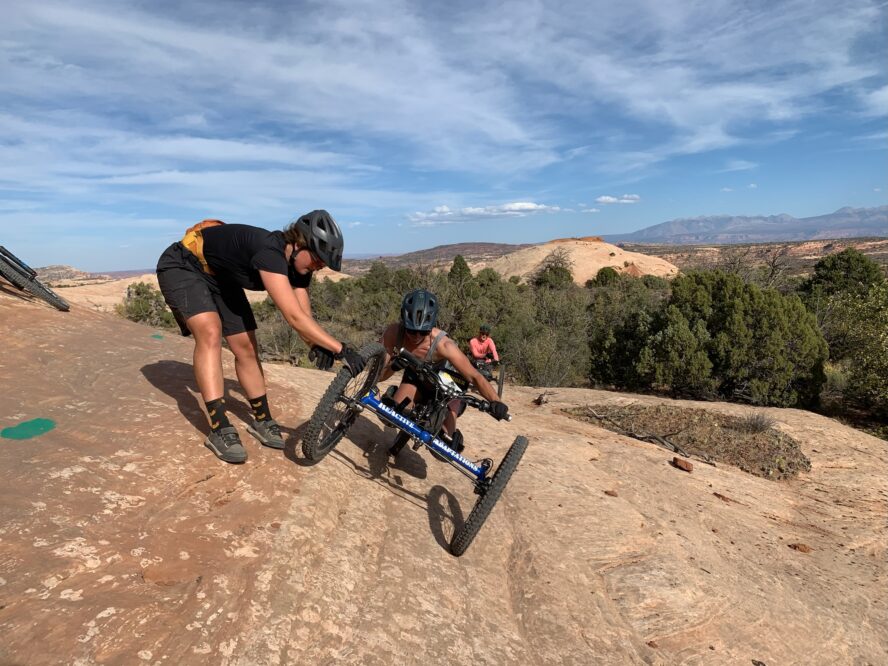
[472,355,505,399]
[0,246,70,312]
[302,342,527,556]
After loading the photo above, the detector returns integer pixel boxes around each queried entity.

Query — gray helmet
[401,289,438,332]
[294,209,344,271]
[479,323,491,333]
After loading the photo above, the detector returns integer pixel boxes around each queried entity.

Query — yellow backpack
[181,219,224,274]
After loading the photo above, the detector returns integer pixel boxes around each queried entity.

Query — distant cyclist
[156,210,365,464]
[377,289,509,453]
[469,323,499,370]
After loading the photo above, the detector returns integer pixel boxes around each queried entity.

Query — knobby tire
[0,257,70,311]
[301,342,385,462]
[449,435,528,557]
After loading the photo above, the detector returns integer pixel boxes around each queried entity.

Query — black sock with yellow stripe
[205,397,232,432]
[249,394,272,422]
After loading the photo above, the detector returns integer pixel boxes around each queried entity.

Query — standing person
[156,210,365,464]
[377,290,508,453]
[469,323,499,367]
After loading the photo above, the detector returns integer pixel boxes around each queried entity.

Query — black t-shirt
[200,224,311,290]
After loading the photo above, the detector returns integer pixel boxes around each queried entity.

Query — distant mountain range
[605,206,888,244]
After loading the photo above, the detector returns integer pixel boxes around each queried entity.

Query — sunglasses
[404,328,427,336]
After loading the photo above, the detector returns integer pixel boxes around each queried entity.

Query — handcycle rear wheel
[449,435,528,556]
[301,342,386,462]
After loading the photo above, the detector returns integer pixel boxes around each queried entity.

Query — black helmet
[293,209,344,271]
[401,289,438,332]
[479,323,491,333]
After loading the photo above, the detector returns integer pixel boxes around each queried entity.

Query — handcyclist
[156,210,365,464]
[469,323,499,374]
[377,289,509,453]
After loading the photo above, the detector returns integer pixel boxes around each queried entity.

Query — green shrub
[823,361,849,396]
[532,248,574,290]
[636,305,715,396]
[842,283,888,417]
[116,282,177,329]
[665,271,828,406]
[587,272,669,389]
[800,248,884,298]
[594,266,620,286]
[252,302,308,364]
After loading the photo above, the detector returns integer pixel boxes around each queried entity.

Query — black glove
[489,401,509,421]
[390,356,406,372]
[336,343,366,376]
[308,345,336,371]
[485,352,494,360]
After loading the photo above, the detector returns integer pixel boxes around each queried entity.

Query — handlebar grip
[396,348,422,369]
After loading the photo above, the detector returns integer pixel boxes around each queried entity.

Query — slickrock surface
[481,237,679,284]
[1,283,886,665]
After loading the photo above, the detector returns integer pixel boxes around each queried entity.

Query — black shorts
[156,243,257,337]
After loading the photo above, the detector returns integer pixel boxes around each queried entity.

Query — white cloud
[0,0,883,267]
[408,201,561,225]
[721,187,734,192]
[1,0,880,185]
[861,85,888,116]
[581,208,600,214]
[721,160,758,172]
[876,187,883,192]
[595,194,640,204]
[0,2,559,177]
[748,183,758,189]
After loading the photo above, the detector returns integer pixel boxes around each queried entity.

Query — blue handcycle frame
[358,388,489,481]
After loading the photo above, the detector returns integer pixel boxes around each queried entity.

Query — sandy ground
[0,281,886,665]
[478,237,679,284]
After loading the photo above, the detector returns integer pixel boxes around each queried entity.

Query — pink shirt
[469,336,498,362]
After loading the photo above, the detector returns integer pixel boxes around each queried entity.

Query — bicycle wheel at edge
[301,342,385,462]
[23,276,69,311]
[0,257,69,311]
[449,435,528,557]
[0,257,30,291]
[496,363,505,399]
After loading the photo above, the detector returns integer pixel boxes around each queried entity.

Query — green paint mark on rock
[151,333,164,340]
[1,418,56,440]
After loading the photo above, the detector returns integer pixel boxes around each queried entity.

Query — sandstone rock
[672,457,693,472]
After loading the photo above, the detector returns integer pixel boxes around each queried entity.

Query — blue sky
[1,0,886,271]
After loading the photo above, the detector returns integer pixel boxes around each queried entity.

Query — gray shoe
[246,418,285,450]
[205,426,247,463]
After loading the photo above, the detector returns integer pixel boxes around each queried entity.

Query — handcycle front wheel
[301,342,386,462]
[449,435,528,557]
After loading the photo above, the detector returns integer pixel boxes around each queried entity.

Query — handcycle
[0,246,70,312]
[301,342,527,556]
[472,353,505,399]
